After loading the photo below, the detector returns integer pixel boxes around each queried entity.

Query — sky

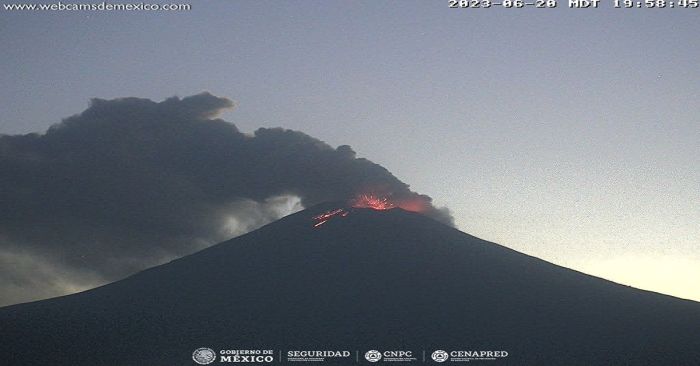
[1,1,698,303]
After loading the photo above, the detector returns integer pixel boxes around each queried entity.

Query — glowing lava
[312,208,349,227]
[312,194,409,228]
[350,194,396,210]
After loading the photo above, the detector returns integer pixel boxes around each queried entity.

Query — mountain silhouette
[1,203,699,365]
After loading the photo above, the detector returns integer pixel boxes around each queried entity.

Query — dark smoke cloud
[0,92,452,306]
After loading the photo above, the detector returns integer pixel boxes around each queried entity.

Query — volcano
[1,204,699,365]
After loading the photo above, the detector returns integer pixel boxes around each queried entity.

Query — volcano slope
[1,203,699,365]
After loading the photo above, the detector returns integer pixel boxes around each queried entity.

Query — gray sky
[1,1,698,301]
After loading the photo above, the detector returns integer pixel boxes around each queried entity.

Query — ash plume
[0,92,452,306]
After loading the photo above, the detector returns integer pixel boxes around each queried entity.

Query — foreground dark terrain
[1,204,699,365]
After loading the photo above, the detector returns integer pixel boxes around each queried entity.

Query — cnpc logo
[365,350,414,362]
[365,350,382,362]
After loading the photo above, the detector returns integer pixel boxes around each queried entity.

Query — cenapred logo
[431,350,449,363]
[192,347,217,365]
[365,350,382,362]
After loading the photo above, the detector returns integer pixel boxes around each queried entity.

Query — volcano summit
[1,204,699,365]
